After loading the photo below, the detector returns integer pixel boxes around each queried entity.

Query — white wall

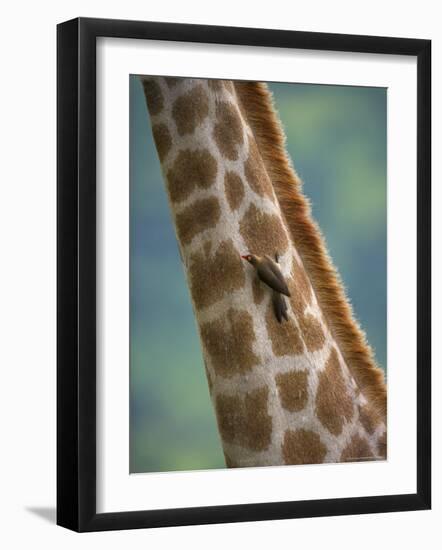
[0,1,439,548]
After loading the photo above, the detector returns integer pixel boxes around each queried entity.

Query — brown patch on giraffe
[215,387,272,451]
[151,123,172,162]
[167,149,217,203]
[315,347,354,436]
[288,279,305,315]
[289,256,313,313]
[377,430,387,459]
[239,204,289,257]
[224,171,245,211]
[265,301,303,357]
[141,79,164,115]
[189,239,246,310]
[298,314,326,352]
[276,370,309,412]
[213,101,244,160]
[282,429,327,465]
[172,84,210,136]
[164,77,181,88]
[175,197,221,246]
[358,403,382,435]
[251,277,265,305]
[244,139,275,200]
[287,257,324,351]
[201,308,260,378]
[340,434,374,462]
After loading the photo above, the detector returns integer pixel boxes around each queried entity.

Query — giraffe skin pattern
[141,77,387,468]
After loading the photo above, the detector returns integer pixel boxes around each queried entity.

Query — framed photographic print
[57,17,431,531]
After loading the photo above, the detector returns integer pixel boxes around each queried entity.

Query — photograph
[130,75,387,473]
[55,16,431,532]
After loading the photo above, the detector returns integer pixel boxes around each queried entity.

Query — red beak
[241,255,248,260]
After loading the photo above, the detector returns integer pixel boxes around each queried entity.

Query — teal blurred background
[129,76,387,473]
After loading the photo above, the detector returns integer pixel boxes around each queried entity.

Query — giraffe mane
[234,81,387,418]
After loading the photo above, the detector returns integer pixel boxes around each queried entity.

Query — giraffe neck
[141,76,386,466]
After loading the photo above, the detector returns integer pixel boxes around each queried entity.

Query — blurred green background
[129,76,387,473]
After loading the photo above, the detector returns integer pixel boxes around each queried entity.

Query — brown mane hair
[235,81,387,418]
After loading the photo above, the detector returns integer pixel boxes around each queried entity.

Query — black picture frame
[57,17,431,532]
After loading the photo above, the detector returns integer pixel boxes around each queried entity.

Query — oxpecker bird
[241,253,290,323]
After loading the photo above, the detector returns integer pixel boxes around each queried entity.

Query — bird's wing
[264,254,285,278]
[272,291,289,323]
[261,256,291,296]
[258,265,290,296]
